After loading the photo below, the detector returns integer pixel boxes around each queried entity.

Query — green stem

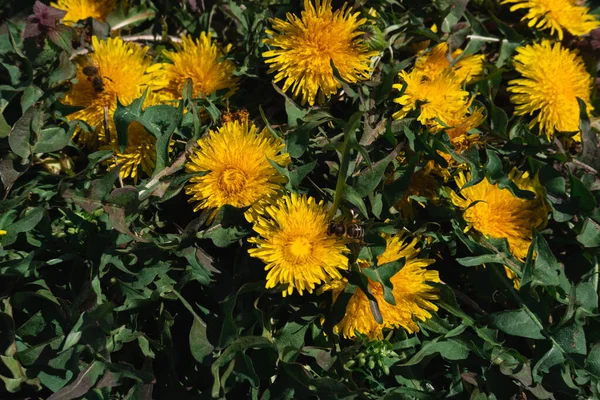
[327,134,352,220]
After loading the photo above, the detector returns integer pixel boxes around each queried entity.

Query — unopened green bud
[382,365,390,375]
[344,360,356,369]
[358,357,366,367]
[361,25,386,52]
[368,359,375,369]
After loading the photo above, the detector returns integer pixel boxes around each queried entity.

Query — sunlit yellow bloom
[322,233,439,339]
[449,169,550,261]
[502,0,600,40]
[62,36,156,148]
[0,230,6,236]
[185,120,290,221]
[105,121,156,183]
[263,0,378,106]
[157,34,239,101]
[393,69,470,130]
[414,42,485,84]
[507,40,594,141]
[51,0,115,25]
[248,194,349,297]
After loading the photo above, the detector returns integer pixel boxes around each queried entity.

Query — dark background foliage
[0,0,599,399]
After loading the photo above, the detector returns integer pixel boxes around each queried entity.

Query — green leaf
[20,85,43,113]
[553,322,586,355]
[531,232,562,288]
[456,254,505,267]
[48,51,77,88]
[532,344,565,383]
[585,343,600,377]
[271,81,306,128]
[211,336,274,398]
[488,309,545,340]
[32,125,73,153]
[47,361,105,400]
[403,338,470,366]
[577,218,600,248]
[362,259,405,306]
[340,185,368,218]
[570,173,596,215]
[354,149,397,197]
[275,321,310,362]
[9,106,40,160]
[2,206,45,247]
[190,316,214,362]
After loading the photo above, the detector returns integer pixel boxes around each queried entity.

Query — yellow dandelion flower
[507,40,594,141]
[263,0,378,106]
[105,121,156,183]
[62,36,156,148]
[248,193,349,297]
[501,0,600,40]
[449,169,550,261]
[322,233,439,339]
[392,69,470,130]
[414,42,485,84]
[157,34,239,101]
[185,120,290,221]
[51,0,115,25]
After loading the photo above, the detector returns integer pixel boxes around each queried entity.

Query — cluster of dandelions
[61,30,239,183]
[54,0,599,339]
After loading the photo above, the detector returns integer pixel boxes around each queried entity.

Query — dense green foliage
[1,0,600,399]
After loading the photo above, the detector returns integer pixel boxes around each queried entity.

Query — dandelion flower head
[62,36,155,148]
[263,0,378,106]
[501,0,600,40]
[248,194,349,297]
[449,169,550,260]
[393,68,471,131]
[157,33,240,101]
[322,233,439,339]
[51,0,115,25]
[185,119,290,221]
[507,40,594,141]
[413,42,485,84]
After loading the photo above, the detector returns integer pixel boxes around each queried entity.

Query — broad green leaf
[488,309,544,340]
[577,218,600,248]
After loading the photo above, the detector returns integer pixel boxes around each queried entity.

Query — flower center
[219,168,247,194]
[287,237,313,261]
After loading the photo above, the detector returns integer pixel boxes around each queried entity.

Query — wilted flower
[501,0,600,40]
[248,194,349,297]
[62,36,157,148]
[157,34,239,101]
[322,233,439,339]
[263,0,378,106]
[507,40,594,141]
[50,0,116,25]
[185,120,290,222]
